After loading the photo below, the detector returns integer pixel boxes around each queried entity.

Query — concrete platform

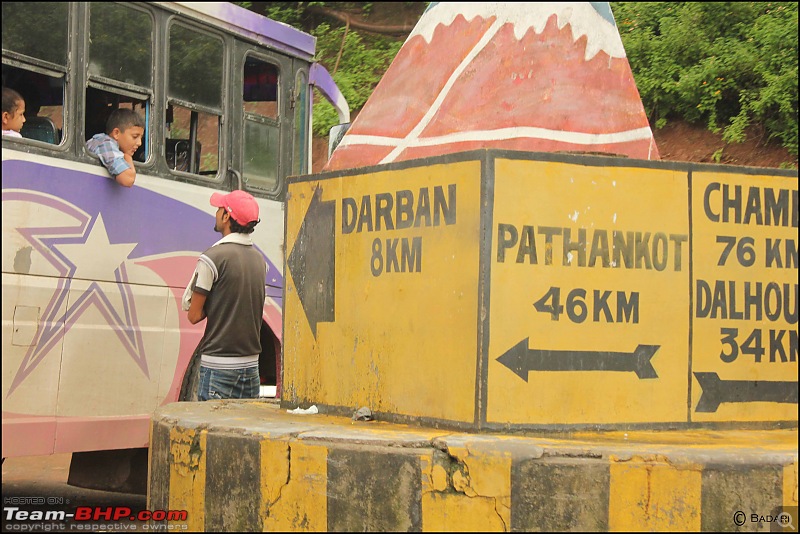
[149,400,798,532]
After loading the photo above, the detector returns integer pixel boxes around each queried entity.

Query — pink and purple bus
[2,2,349,491]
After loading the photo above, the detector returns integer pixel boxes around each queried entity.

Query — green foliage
[249,2,797,157]
[242,2,327,28]
[169,25,224,108]
[251,3,405,136]
[2,2,69,66]
[310,23,402,136]
[261,3,308,28]
[612,2,798,155]
[88,3,153,88]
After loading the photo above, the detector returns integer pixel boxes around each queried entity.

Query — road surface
[2,453,147,530]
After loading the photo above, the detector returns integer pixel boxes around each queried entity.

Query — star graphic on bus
[7,211,149,397]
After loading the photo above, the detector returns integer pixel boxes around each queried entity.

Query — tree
[612,2,798,156]
[244,2,798,157]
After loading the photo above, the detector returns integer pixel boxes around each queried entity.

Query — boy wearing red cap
[183,190,267,400]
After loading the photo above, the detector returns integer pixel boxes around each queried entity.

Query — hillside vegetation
[613,2,797,161]
[243,2,798,168]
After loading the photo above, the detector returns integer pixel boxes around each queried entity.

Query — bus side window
[85,3,153,162]
[1,3,67,146]
[242,56,280,191]
[165,104,216,175]
[1,68,65,146]
[85,87,114,141]
[243,57,278,119]
[84,87,148,163]
[166,23,222,178]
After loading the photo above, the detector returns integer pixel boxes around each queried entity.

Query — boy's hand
[116,153,137,187]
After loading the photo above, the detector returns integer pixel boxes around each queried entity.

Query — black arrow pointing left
[287,186,335,338]
[496,338,659,381]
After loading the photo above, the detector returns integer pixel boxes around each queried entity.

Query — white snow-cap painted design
[409,2,626,61]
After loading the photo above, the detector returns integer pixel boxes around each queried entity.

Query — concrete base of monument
[149,400,798,532]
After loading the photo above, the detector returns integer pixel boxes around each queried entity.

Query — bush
[252,3,798,156]
[311,23,401,136]
[612,2,798,155]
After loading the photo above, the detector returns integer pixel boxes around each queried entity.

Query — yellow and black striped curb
[149,401,798,531]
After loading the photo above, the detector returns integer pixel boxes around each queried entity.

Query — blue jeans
[198,365,259,401]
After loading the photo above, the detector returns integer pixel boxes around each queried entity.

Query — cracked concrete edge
[153,402,798,465]
[150,404,799,531]
[431,432,799,466]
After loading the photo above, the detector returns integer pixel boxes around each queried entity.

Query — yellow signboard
[284,150,797,430]
[487,159,690,425]
[284,160,483,424]
[691,171,798,422]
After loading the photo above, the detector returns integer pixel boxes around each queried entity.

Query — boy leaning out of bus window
[86,108,145,188]
[2,87,26,138]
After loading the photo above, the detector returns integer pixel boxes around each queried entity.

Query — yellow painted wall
[167,426,206,531]
[421,446,511,531]
[261,440,328,531]
[284,152,796,428]
[488,160,690,425]
[691,171,798,422]
[609,458,702,531]
[284,161,483,422]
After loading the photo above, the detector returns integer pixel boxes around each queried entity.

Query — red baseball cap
[210,190,260,225]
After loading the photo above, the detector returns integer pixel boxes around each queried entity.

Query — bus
[1,2,349,491]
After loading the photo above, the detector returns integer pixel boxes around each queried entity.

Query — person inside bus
[2,87,26,138]
[183,190,266,401]
[86,108,144,188]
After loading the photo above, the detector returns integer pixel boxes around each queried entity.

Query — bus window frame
[2,53,67,79]
[292,67,310,177]
[3,36,70,153]
[240,50,284,197]
[86,2,155,91]
[3,65,72,153]
[164,98,226,185]
[165,18,227,185]
[82,80,154,169]
[82,2,156,169]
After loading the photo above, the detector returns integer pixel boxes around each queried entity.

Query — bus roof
[160,2,316,60]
